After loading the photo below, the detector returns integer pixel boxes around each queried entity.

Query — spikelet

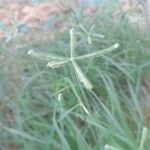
[87,33,92,44]
[58,93,62,102]
[75,43,120,60]
[47,60,68,68]
[69,28,76,57]
[88,43,119,57]
[92,33,104,38]
[27,50,66,61]
[139,127,148,150]
[71,60,92,90]
[104,144,119,150]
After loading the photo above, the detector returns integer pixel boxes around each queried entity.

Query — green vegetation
[0,1,150,150]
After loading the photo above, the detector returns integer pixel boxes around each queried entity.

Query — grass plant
[0,1,150,150]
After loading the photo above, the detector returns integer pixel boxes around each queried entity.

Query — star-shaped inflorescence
[78,24,105,44]
[28,28,119,90]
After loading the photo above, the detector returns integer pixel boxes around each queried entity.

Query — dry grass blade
[79,103,89,114]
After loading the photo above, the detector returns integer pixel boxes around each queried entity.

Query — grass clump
[0,1,150,150]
